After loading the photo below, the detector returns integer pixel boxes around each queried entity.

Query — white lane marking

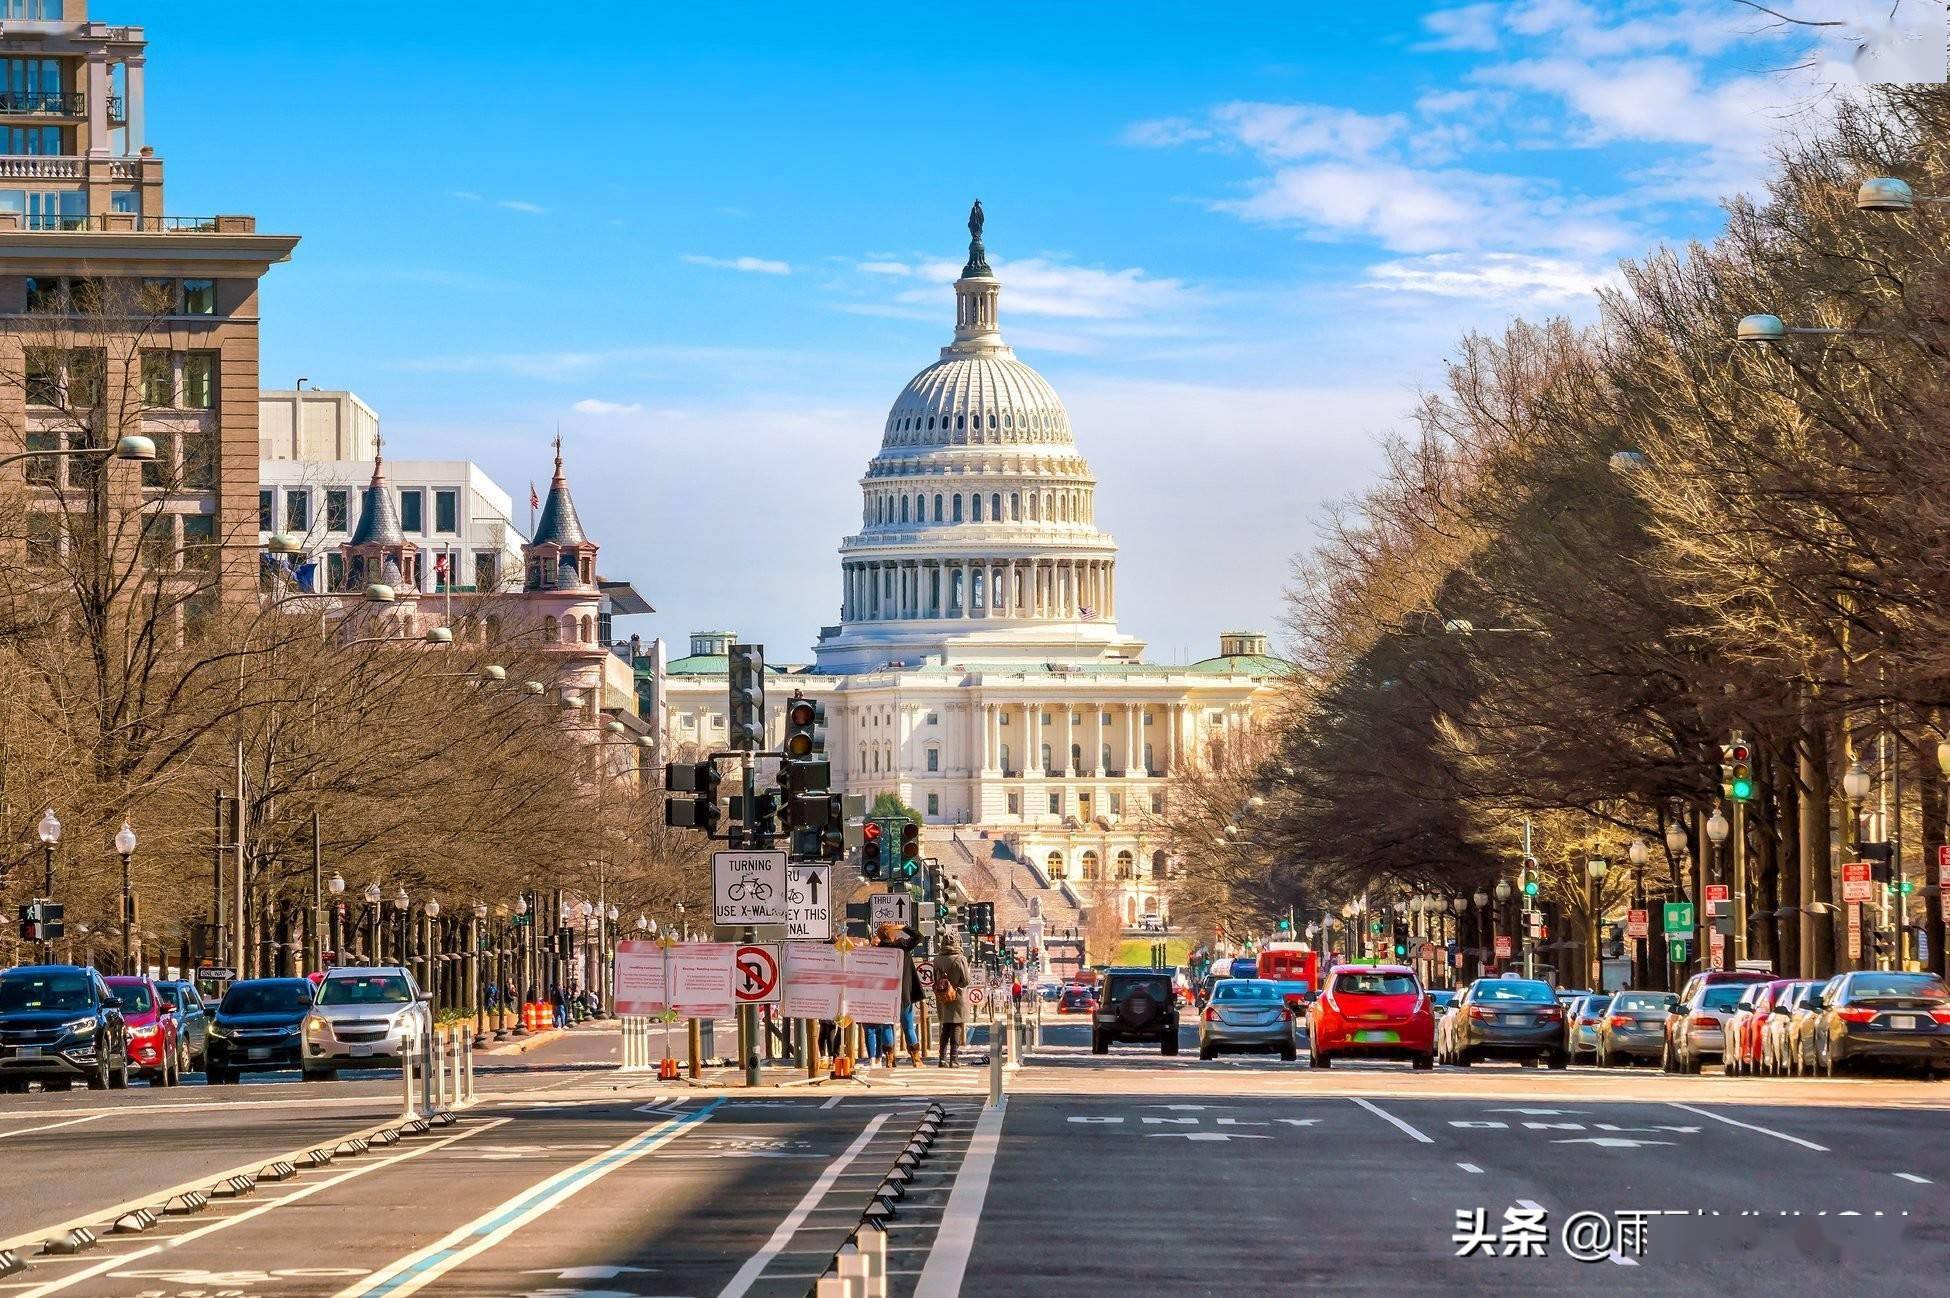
[1516,1199,1544,1212]
[1667,1103,1829,1152]
[331,1103,719,1298]
[1895,1172,1932,1184]
[0,1114,107,1140]
[821,1096,842,1110]
[1350,1097,1433,1144]
[1611,1252,1641,1267]
[914,1098,1005,1298]
[715,1112,892,1298]
[11,1118,507,1298]
[1457,1162,1484,1174]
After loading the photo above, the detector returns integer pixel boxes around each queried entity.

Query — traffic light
[783,695,825,760]
[728,643,765,750]
[1872,928,1895,959]
[1276,916,1291,932]
[1856,840,1895,884]
[1521,856,1539,898]
[1721,737,1755,803]
[554,928,573,959]
[663,761,722,835]
[750,790,779,847]
[898,820,921,880]
[861,819,883,880]
[16,901,64,943]
[935,896,951,924]
[1392,921,1408,959]
[1900,877,1916,896]
[965,901,995,936]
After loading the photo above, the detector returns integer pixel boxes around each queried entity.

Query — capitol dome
[814,202,1145,675]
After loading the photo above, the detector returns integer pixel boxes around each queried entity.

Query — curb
[481,1027,571,1056]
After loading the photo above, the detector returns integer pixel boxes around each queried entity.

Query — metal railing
[0,213,256,233]
[0,90,85,115]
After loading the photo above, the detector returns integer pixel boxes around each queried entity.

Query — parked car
[1057,986,1098,1015]
[303,966,432,1079]
[0,965,131,1092]
[1308,964,1435,1070]
[1198,979,1298,1060]
[1595,990,1678,1067]
[1810,970,1950,1077]
[1566,993,1613,1062]
[1759,980,1821,1075]
[1664,969,1773,1073]
[1781,980,1830,1076]
[1434,988,1468,1065]
[1090,967,1181,1055]
[104,976,182,1087]
[157,980,210,1071]
[1725,979,1798,1076]
[1445,976,1567,1068]
[206,978,318,1083]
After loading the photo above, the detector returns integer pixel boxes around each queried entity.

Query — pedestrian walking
[549,981,567,1030]
[875,922,925,1067]
[932,930,972,1066]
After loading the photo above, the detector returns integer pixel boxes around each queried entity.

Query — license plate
[350,1044,375,1057]
[247,1048,272,1061]
[16,1046,41,1058]
[1889,1016,1917,1030]
[1353,1029,1399,1043]
[1504,1015,1530,1025]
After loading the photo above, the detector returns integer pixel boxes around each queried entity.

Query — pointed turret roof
[347,450,405,547]
[531,438,589,548]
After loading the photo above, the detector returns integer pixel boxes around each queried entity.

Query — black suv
[0,964,131,1092]
[1091,966,1181,1055]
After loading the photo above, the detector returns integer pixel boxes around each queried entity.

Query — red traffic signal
[1730,741,1750,763]
[862,820,881,844]
[900,820,920,862]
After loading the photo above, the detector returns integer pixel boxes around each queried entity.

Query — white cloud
[682,253,792,275]
[498,199,546,215]
[1364,252,1620,306]
[1122,116,1214,148]
[1217,160,1512,254]
[571,398,644,415]
[1417,3,1503,52]
[1210,101,1407,159]
[856,260,912,275]
[858,254,1198,324]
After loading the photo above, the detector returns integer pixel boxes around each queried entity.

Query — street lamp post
[1705,810,1731,971]
[512,894,531,1037]
[116,821,138,972]
[36,809,60,963]
[422,897,440,1004]
[327,873,345,967]
[1843,761,1873,970]
[1627,838,1649,988]
[472,900,489,1048]
[1493,879,1512,973]
[1586,854,1609,989]
[363,883,382,965]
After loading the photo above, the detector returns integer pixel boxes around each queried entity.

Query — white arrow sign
[522,1267,654,1279]
[1487,1107,1588,1115]
[1550,1137,1676,1149]
[1145,1132,1273,1142]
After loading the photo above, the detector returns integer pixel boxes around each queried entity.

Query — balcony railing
[0,213,257,233]
[0,90,86,115]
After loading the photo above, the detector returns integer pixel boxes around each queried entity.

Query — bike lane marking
[330,1100,722,1298]
[1666,1102,1829,1152]
[715,1111,891,1298]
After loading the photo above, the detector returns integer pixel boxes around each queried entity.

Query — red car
[1725,979,1797,1076]
[104,976,182,1087]
[1307,964,1436,1070]
[1057,987,1098,1015]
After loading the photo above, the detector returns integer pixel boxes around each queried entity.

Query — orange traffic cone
[658,1056,679,1081]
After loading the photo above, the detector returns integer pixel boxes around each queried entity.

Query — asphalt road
[0,1013,1944,1297]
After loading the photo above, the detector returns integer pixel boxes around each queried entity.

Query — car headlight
[207,1021,230,1038]
[61,1017,97,1036]
[304,1014,328,1036]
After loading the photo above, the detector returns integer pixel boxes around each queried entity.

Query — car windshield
[109,982,154,1013]
[0,971,93,1013]
[1213,981,1279,1002]
[1581,996,1613,1015]
[1849,974,1950,1003]
[158,984,197,1012]
[319,974,414,1006]
[220,981,317,1015]
[1334,972,1418,996]
[1699,985,1749,1010]
[1474,980,1554,1004]
[1614,993,1674,1012]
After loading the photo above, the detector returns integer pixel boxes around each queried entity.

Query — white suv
[303,966,431,1080]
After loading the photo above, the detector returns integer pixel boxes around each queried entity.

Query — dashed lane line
[1349,1097,1433,1144]
[330,1101,721,1298]
[1666,1102,1829,1152]
[1895,1172,1932,1184]
[0,1114,107,1140]
[1457,1162,1484,1174]
[714,1112,891,1298]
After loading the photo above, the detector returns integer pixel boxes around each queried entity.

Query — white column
[1059,705,1074,776]
[1091,706,1104,776]
[86,50,109,157]
[1167,703,1182,772]
[124,56,146,155]
[1124,702,1138,773]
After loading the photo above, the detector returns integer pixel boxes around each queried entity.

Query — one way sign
[786,864,832,940]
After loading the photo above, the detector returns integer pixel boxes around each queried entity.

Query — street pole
[234,740,247,978]
[1521,818,1535,980]
[310,811,323,974]
[40,838,54,963]
[119,848,133,972]
[1733,801,1748,968]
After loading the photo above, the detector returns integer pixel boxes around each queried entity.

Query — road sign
[965,982,987,1008]
[1709,929,1725,966]
[1493,935,1512,959]
[200,966,236,981]
[869,892,914,929]
[1842,861,1874,904]
[915,959,935,990]
[1626,909,1649,940]
[1663,902,1694,935]
[1940,847,1950,896]
[1846,903,1863,960]
[712,849,787,927]
[1668,940,1689,963]
[1419,942,1437,960]
[734,943,781,1004]
[1704,884,1729,913]
[784,864,832,941]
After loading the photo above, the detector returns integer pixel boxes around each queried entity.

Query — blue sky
[147,1,1931,662]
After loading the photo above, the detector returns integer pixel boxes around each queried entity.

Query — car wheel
[88,1052,110,1090]
[1090,1032,1108,1056]
[1413,1053,1434,1071]
[1199,1044,1216,1061]
[1281,1044,1298,1063]
[1548,1051,1569,1070]
[109,1056,130,1089]
[1160,1036,1179,1057]
[1309,1049,1331,1069]
[1451,1049,1472,1068]
[1662,1040,1676,1073]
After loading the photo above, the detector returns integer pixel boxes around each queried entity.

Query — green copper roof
[661,655,790,677]
[1186,653,1290,677]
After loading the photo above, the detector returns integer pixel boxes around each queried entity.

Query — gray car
[1447,976,1568,1068]
[1197,979,1297,1061]
[302,966,431,1080]
[1595,990,1677,1066]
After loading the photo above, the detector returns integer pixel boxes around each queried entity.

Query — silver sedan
[1198,979,1298,1061]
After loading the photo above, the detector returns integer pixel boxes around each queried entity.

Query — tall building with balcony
[0,1,297,608]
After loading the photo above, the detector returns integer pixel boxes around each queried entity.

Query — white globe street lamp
[1627,839,1649,868]
[329,872,345,897]
[1587,857,1609,881]
[1665,821,1687,857]
[1706,811,1730,847]
[1842,762,1873,803]
[1493,880,1511,903]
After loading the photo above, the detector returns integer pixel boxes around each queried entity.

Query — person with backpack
[932,931,972,1066]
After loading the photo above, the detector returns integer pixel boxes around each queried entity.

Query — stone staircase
[923,828,1084,934]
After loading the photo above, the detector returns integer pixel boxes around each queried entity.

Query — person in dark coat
[876,923,927,1066]
[932,931,973,1066]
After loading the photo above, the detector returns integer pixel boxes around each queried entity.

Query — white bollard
[462,1032,475,1102]
[987,1026,1003,1107]
[815,1276,857,1298]
[859,1228,888,1298]
[399,1042,416,1120]
[837,1244,869,1296]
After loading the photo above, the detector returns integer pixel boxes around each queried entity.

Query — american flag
[1080,606,1095,620]
[529,483,541,511]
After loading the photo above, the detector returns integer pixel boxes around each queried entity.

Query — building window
[1143,742,1155,772]
[1040,743,1052,772]
[1115,850,1133,879]
[1069,743,1081,771]
[926,748,939,772]
[927,793,939,817]
[182,430,216,489]
[140,351,172,406]
[65,348,104,406]
[1143,711,1154,725]
[1100,711,1112,725]
[138,512,173,569]
[926,711,939,725]
[952,495,963,522]
[1081,850,1100,880]
[1048,791,1060,815]
[399,489,423,532]
[23,430,56,483]
[139,430,174,488]
[179,513,215,571]
[284,489,309,532]
[1040,712,1051,726]
[999,713,1010,726]
[1047,851,1065,880]
[1151,793,1164,815]
[258,489,274,530]
[474,551,498,590]
[933,494,942,522]
[1070,711,1082,725]
[325,489,349,531]
[326,552,346,591]
[1007,792,1020,815]
[182,279,216,315]
[182,352,216,408]
[24,511,58,564]
[0,4,66,23]
[971,494,983,522]
[1011,491,1020,520]
[1101,743,1112,771]
[999,743,1011,771]
[1152,850,1169,880]
[435,489,458,533]
[1110,792,1121,815]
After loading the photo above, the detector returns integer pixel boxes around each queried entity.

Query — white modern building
[654,207,1285,939]
[259,387,379,461]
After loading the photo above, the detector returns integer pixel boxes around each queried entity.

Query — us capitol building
[647,205,1283,940]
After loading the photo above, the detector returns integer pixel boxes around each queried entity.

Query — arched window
[933,494,943,522]
[1126,897,1139,924]
[485,615,500,642]
[1047,851,1066,880]
[971,569,984,610]
[956,413,965,430]
[1143,742,1154,773]
[927,416,935,430]
[899,497,909,522]
[1081,850,1100,880]
[990,412,999,429]
[915,493,925,520]
[1029,494,1039,520]
[952,495,963,522]
[859,746,867,770]
[1144,896,1159,915]
[1115,850,1134,879]
[1101,743,1113,771]
[581,614,594,642]
[1151,849,1169,880]
[1011,492,1020,520]
[543,615,559,643]
[972,494,983,522]
[999,742,1011,771]
[874,497,883,524]
[990,493,1000,520]
[1040,742,1052,772]
[1070,743,1082,771]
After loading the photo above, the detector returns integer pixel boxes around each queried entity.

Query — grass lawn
[1114,937,1194,966]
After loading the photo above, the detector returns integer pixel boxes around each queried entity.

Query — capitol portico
[646,205,1283,940]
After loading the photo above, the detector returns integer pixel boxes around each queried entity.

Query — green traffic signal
[1523,880,1539,897]
[1393,944,1406,957]
[1901,879,1916,895]
[1730,777,1755,801]
[1277,918,1291,931]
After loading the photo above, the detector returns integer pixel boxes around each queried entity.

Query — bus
[1257,944,1320,1000]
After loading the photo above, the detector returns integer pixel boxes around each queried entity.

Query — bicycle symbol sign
[713,850,788,926]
